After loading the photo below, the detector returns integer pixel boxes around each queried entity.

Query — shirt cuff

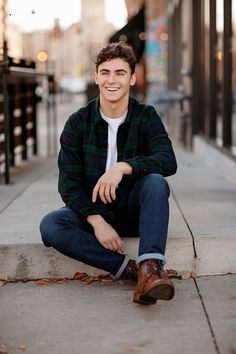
[122,158,148,176]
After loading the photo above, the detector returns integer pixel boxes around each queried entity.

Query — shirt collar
[94,96,133,125]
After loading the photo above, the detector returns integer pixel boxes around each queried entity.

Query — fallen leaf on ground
[73,272,114,284]
[166,269,180,278]
[180,270,191,280]
[190,271,197,279]
[73,272,88,280]
[35,278,51,286]
[81,276,95,284]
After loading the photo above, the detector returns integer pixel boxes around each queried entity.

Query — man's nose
[107,73,116,83]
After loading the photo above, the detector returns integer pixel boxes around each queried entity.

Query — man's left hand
[92,162,132,204]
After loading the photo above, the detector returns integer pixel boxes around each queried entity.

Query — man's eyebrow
[115,69,127,73]
[99,68,128,73]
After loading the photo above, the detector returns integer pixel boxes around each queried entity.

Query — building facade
[168,0,236,159]
[22,0,114,83]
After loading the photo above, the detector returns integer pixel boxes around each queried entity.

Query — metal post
[2,68,11,184]
[46,81,51,157]
[223,0,232,147]
[52,89,58,157]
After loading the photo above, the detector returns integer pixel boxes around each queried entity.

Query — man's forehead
[98,58,130,71]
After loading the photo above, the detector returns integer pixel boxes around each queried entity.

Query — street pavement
[0,97,235,354]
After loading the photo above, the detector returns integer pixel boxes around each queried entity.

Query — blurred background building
[22,0,115,89]
[1,0,236,182]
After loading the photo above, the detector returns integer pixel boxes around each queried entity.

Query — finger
[116,238,125,253]
[98,184,107,204]
[110,185,117,201]
[104,185,112,203]
[106,241,116,251]
[92,183,100,203]
[102,242,109,250]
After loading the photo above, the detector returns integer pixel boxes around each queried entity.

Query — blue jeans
[40,174,170,279]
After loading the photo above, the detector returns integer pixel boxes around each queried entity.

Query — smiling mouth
[106,87,120,92]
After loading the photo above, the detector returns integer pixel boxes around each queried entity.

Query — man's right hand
[87,215,125,253]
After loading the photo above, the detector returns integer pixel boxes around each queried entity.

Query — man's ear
[130,73,136,87]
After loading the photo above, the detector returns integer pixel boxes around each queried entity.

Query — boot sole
[147,283,175,301]
[133,284,175,305]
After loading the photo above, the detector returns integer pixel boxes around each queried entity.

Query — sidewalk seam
[170,186,197,258]
[194,279,221,354]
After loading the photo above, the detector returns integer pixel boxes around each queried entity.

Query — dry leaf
[35,279,51,286]
[166,269,179,278]
[81,276,95,284]
[0,281,5,287]
[190,271,197,279]
[180,270,191,280]
[73,272,88,280]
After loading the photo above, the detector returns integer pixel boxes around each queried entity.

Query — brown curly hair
[95,42,136,74]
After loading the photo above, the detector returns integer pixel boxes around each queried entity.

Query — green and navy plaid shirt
[58,97,177,222]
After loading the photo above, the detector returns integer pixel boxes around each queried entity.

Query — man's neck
[99,97,129,118]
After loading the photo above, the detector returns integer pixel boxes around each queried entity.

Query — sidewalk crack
[170,187,197,258]
[194,279,221,354]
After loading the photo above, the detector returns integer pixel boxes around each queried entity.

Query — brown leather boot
[120,259,138,282]
[133,259,175,305]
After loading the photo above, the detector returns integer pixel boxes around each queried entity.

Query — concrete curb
[0,237,196,280]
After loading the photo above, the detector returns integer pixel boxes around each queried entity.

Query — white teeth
[106,88,119,91]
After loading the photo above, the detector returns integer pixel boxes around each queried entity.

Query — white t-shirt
[100,109,128,171]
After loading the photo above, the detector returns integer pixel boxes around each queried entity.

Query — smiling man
[40,42,177,305]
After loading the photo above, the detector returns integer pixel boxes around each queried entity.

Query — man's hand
[87,215,125,253]
[92,162,132,204]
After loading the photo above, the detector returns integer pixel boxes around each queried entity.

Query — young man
[40,42,177,305]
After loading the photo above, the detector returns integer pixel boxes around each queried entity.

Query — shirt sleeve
[123,106,177,177]
[58,113,108,220]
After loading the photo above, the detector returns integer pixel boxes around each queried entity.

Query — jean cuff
[137,253,166,266]
[113,255,130,280]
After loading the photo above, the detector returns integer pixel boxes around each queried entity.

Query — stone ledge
[0,235,224,280]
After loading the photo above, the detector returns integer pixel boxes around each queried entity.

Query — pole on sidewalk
[3,70,10,184]
[2,39,11,184]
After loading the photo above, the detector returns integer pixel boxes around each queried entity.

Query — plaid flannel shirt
[58,97,177,221]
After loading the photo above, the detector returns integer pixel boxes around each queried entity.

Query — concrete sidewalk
[0,275,235,354]
[0,99,236,353]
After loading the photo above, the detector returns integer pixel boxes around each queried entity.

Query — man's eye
[117,72,124,76]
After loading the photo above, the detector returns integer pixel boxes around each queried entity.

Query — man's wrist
[114,162,132,175]
[87,214,106,228]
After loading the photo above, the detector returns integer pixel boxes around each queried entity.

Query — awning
[109,7,145,62]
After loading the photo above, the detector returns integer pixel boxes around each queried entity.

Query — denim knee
[140,173,170,197]
[39,212,54,247]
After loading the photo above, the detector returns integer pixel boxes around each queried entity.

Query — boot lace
[146,260,167,278]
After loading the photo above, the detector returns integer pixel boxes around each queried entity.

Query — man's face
[95,58,136,105]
